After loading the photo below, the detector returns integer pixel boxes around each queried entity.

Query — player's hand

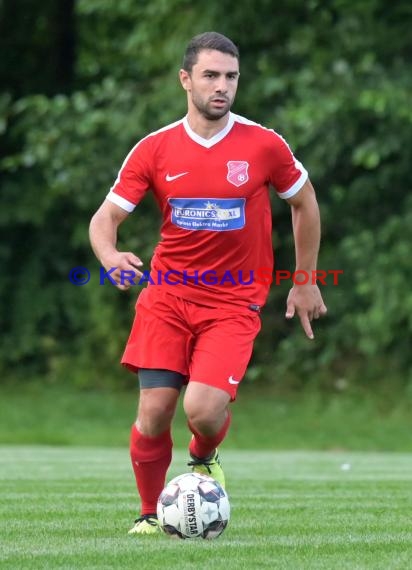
[285,283,327,339]
[101,251,144,291]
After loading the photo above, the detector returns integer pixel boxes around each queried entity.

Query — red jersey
[107,113,308,308]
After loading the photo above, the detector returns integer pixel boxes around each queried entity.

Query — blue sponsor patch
[169,198,246,231]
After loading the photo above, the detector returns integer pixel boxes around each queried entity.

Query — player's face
[181,50,239,121]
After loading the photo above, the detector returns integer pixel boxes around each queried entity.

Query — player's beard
[191,92,233,121]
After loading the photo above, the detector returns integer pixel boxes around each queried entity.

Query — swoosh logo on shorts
[165,172,189,182]
[228,375,240,385]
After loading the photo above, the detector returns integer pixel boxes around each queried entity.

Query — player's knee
[145,399,175,419]
[137,395,176,435]
[184,384,230,435]
[184,402,222,435]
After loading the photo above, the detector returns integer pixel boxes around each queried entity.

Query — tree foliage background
[1,0,411,392]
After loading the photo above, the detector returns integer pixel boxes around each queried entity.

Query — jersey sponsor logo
[169,198,246,231]
[227,161,249,187]
[166,172,189,181]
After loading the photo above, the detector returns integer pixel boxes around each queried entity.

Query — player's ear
[179,69,191,91]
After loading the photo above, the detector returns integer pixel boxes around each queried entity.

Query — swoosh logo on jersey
[228,375,240,385]
[165,172,189,182]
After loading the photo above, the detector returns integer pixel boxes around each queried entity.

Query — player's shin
[129,423,173,515]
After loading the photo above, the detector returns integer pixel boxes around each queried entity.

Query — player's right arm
[89,199,143,290]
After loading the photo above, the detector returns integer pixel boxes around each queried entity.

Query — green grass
[1,447,412,569]
[1,383,411,450]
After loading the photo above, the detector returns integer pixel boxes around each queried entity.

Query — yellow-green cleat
[128,514,161,536]
[188,449,225,489]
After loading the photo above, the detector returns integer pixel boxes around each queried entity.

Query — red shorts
[121,286,261,400]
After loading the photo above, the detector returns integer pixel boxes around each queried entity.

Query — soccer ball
[157,472,230,539]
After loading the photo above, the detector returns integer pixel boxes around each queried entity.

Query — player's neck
[185,112,230,140]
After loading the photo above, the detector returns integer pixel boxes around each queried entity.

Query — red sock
[188,411,231,459]
[130,424,172,515]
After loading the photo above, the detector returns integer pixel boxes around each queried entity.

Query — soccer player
[89,31,327,535]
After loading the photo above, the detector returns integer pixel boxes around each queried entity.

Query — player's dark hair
[182,32,239,73]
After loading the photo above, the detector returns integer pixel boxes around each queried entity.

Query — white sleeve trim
[106,190,136,213]
[277,161,308,200]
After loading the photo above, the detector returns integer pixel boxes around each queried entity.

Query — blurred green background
[1,0,411,448]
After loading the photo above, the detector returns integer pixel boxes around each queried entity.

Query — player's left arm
[285,178,327,339]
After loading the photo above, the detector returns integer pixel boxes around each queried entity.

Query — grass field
[1,383,411,450]
[1,446,412,569]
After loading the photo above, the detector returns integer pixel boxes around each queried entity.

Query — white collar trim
[183,113,235,148]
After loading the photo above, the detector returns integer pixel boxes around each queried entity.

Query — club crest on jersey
[227,161,249,187]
